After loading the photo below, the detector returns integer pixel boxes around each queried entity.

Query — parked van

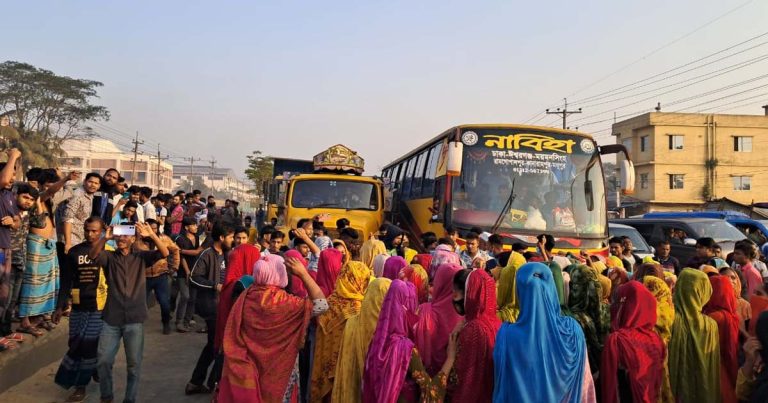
[643,211,768,246]
[611,218,746,265]
[608,222,654,260]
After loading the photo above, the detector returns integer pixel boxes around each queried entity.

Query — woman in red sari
[451,269,501,402]
[217,255,329,403]
[703,275,740,403]
[601,281,665,403]
[316,248,344,297]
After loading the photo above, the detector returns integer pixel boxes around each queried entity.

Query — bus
[381,124,634,253]
[271,144,385,240]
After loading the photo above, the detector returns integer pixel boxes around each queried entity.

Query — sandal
[66,387,87,402]
[5,333,24,342]
[0,337,18,351]
[38,321,55,331]
[17,325,45,337]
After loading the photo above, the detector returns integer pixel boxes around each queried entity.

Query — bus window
[402,157,414,198]
[411,152,427,198]
[422,143,441,198]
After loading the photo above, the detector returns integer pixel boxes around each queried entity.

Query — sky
[5,0,768,177]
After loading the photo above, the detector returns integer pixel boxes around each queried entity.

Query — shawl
[332,278,392,403]
[412,253,432,270]
[311,261,372,402]
[413,263,462,376]
[703,275,739,403]
[493,262,587,403]
[597,274,612,304]
[453,270,501,402]
[633,262,664,283]
[382,256,407,280]
[372,254,389,278]
[606,255,624,269]
[496,252,526,322]
[725,269,753,328]
[548,261,567,306]
[608,267,629,295]
[400,264,429,303]
[217,285,312,403]
[284,249,309,298]
[750,295,768,336]
[430,244,460,279]
[642,275,675,403]
[567,264,609,373]
[360,239,387,269]
[215,275,256,353]
[362,280,418,403]
[317,248,344,297]
[601,282,665,403]
[669,269,721,403]
[224,243,260,286]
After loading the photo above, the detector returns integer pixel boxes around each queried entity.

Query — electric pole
[130,131,144,186]
[185,156,198,192]
[208,157,217,194]
[546,98,582,129]
[153,143,169,192]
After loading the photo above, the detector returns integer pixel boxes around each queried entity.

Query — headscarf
[311,261,372,401]
[284,249,309,298]
[332,278,392,403]
[252,254,288,288]
[641,275,675,403]
[703,276,739,403]
[381,224,403,250]
[217,272,312,403]
[606,255,624,269]
[750,295,768,336]
[664,271,677,292]
[601,282,665,403]
[633,262,664,284]
[566,264,609,373]
[382,256,407,280]
[453,270,501,402]
[493,263,588,403]
[669,269,720,403]
[413,263,462,376]
[722,267,753,330]
[412,253,432,269]
[224,243,261,286]
[751,311,768,403]
[548,261,567,306]
[360,239,387,269]
[317,248,344,297]
[400,264,429,303]
[700,264,720,276]
[496,251,526,322]
[430,244,460,279]
[608,267,629,294]
[362,280,418,403]
[591,260,607,273]
[372,254,389,278]
[597,274,612,304]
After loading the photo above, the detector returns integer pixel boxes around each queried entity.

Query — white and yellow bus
[381,124,634,254]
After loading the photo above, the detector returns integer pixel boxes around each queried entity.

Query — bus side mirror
[620,159,635,195]
[446,141,463,176]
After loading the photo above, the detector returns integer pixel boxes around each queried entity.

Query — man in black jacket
[186,224,234,395]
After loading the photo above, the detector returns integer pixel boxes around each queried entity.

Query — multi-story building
[59,138,174,191]
[171,164,256,210]
[611,110,768,213]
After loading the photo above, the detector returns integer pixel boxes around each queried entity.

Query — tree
[244,150,273,196]
[0,61,109,167]
[173,176,229,200]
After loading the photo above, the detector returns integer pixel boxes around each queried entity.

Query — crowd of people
[2,144,768,402]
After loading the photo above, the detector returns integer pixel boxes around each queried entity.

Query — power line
[545,98,582,129]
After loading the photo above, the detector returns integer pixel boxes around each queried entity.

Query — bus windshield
[451,128,606,239]
[291,179,379,210]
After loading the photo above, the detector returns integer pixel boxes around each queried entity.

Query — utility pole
[546,98,582,129]
[185,156,198,192]
[130,131,144,186]
[153,143,169,192]
[208,157,217,194]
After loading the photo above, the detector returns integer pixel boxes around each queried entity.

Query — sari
[284,250,309,298]
[217,258,312,403]
[496,251,526,322]
[494,263,590,403]
[332,278,392,403]
[413,263,462,376]
[223,243,260,286]
[669,269,720,403]
[317,248,344,297]
[606,256,624,270]
[633,263,664,284]
[597,274,612,304]
[642,276,675,403]
[749,295,768,336]
[362,280,418,403]
[566,264,609,374]
[311,261,372,402]
[373,254,389,278]
[727,270,752,332]
[453,270,500,402]
[383,256,407,280]
[703,276,739,403]
[412,254,432,270]
[401,264,429,303]
[601,282,665,403]
[360,239,387,269]
[430,244,460,279]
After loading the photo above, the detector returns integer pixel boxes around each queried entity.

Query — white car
[608,222,655,260]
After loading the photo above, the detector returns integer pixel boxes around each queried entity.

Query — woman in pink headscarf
[430,244,460,279]
[317,248,344,297]
[413,263,463,376]
[383,256,408,280]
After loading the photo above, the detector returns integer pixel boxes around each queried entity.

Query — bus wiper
[313,202,341,208]
[491,178,516,234]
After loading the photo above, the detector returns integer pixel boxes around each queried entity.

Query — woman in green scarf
[669,268,720,403]
[566,264,610,374]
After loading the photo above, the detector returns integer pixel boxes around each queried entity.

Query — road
[0,306,212,403]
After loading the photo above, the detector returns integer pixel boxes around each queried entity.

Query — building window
[734,136,752,152]
[668,135,684,150]
[622,138,633,159]
[640,173,649,189]
[640,136,648,152]
[669,174,684,189]
[733,176,751,191]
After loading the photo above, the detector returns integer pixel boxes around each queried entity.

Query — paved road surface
[0,306,212,403]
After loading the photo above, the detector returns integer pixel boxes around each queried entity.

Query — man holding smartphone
[88,222,169,403]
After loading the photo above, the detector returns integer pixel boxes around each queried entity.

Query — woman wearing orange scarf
[704,275,740,403]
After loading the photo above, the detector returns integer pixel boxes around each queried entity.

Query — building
[59,138,174,191]
[612,111,768,214]
[171,164,257,210]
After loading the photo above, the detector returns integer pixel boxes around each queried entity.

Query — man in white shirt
[140,187,156,223]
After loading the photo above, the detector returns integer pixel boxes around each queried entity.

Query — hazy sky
[5,0,768,177]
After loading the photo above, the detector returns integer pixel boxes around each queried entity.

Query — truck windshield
[291,179,378,210]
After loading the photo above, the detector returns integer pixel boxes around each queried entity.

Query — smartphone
[113,224,136,236]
